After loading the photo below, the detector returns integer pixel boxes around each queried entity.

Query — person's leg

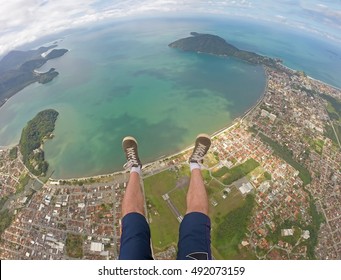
[121,171,144,217]
[187,133,211,215]
[177,134,212,260]
[121,136,144,216]
[186,168,208,215]
[119,136,153,260]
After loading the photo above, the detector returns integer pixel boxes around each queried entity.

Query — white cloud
[0,0,340,56]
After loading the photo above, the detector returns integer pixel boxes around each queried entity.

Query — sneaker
[189,133,211,164]
[122,136,142,169]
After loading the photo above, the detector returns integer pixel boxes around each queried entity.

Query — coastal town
[0,65,340,260]
[247,66,340,259]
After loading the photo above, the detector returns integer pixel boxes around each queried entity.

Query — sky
[0,0,340,56]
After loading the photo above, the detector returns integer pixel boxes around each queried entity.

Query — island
[0,46,68,107]
[169,32,282,68]
[19,109,59,176]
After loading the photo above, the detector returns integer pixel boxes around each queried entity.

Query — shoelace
[191,143,207,162]
[123,147,140,169]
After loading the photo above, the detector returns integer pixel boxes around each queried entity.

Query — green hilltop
[19,109,59,176]
[169,32,282,68]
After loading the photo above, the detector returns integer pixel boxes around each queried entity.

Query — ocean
[0,17,340,178]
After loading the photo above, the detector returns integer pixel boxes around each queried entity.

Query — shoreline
[48,67,269,182]
[1,62,338,181]
[47,62,337,181]
[280,63,341,90]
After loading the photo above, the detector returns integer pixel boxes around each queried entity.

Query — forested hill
[0,46,68,107]
[169,32,281,67]
[19,109,59,176]
[0,46,56,73]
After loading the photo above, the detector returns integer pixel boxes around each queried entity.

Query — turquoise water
[0,17,340,178]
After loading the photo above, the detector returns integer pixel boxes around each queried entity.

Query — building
[281,229,294,236]
[239,182,253,195]
[90,242,104,252]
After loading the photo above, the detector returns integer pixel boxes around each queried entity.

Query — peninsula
[0,46,68,107]
[169,32,282,68]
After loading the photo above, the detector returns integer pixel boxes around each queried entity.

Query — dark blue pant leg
[119,212,153,260]
[177,212,212,260]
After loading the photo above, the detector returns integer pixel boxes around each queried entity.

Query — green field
[206,152,220,168]
[321,93,341,122]
[305,136,325,155]
[209,187,245,228]
[168,184,188,216]
[324,124,340,147]
[212,166,229,177]
[9,147,18,160]
[0,210,13,236]
[213,194,255,259]
[212,158,260,185]
[332,124,341,145]
[15,173,30,194]
[144,170,181,252]
[312,139,324,155]
[65,233,83,259]
[144,165,249,259]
